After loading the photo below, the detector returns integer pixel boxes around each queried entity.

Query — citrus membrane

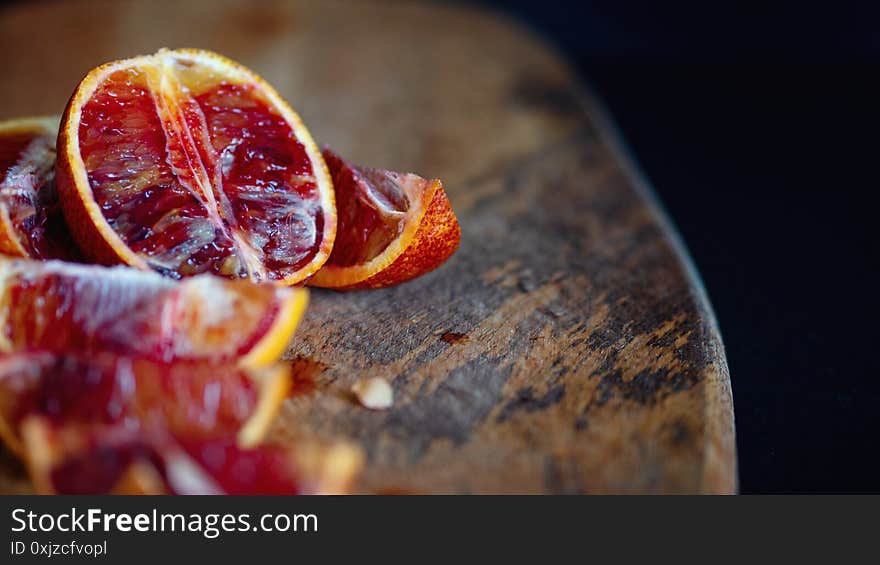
[308,149,460,289]
[56,49,335,284]
[0,258,307,367]
[0,117,76,259]
[0,351,290,455]
[18,417,302,495]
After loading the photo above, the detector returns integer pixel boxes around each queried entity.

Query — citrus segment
[57,48,335,284]
[44,430,168,495]
[173,437,300,495]
[308,149,460,290]
[0,117,76,259]
[19,417,362,495]
[0,258,307,367]
[0,352,290,455]
[18,418,299,495]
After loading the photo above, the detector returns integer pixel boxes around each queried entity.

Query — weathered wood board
[0,0,736,493]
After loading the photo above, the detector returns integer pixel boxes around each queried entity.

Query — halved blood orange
[0,351,290,455]
[56,48,335,284]
[0,258,307,367]
[0,117,76,260]
[308,149,460,290]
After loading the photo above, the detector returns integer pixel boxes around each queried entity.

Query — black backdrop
[477,0,880,493]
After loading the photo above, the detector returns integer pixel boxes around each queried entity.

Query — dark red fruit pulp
[78,65,324,281]
[3,268,174,357]
[0,128,72,259]
[0,133,34,168]
[48,436,299,495]
[0,133,40,254]
[1,263,279,363]
[2,353,259,438]
[50,440,164,494]
[180,438,299,495]
[79,69,237,277]
[197,83,322,279]
[322,149,408,267]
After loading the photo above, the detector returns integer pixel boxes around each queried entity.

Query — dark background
[477,0,879,492]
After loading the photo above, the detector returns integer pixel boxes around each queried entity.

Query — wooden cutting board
[0,0,736,493]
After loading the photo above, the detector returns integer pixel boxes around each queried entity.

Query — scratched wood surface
[0,0,736,493]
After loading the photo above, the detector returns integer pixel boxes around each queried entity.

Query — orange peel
[308,149,460,290]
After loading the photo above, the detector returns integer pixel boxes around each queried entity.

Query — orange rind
[308,149,460,290]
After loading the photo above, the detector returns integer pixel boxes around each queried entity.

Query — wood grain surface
[0,0,736,493]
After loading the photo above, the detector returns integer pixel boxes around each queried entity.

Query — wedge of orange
[17,418,304,494]
[19,417,169,494]
[19,417,362,495]
[308,149,460,290]
[56,48,336,284]
[0,351,290,457]
[0,258,308,367]
[0,117,77,259]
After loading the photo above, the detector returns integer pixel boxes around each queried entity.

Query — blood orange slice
[56,48,335,284]
[0,352,366,495]
[168,437,362,495]
[0,352,290,455]
[0,258,307,367]
[308,149,460,290]
[18,418,302,494]
[0,117,76,259]
[19,418,168,494]
[19,418,361,494]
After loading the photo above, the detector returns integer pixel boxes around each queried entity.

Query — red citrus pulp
[0,117,76,259]
[0,258,308,367]
[308,149,460,289]
[56,49,336,284]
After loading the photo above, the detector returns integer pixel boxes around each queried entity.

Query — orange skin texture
[0,216,24,257]
[325,183,460,290]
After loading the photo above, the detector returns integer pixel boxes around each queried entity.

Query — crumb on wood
[352,377,393,410]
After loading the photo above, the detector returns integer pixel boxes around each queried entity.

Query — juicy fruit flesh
[322,148,407,267]
[48,437,299,495]
[3,353,299,494]
[0,126,69,259]
[310,148,460,290]
[0,259,307,494]
[0,353,259,438]
[0,133,37,169]
[78,62,323,281]
[50,436,165,494]
[0,260,284,363]
[177,438,299,495]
